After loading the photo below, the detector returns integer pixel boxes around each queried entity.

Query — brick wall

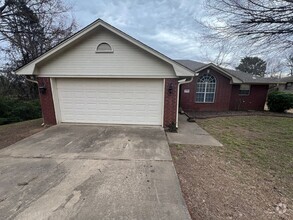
[229,84,269,111]
[37,77,57,125]
[180,68,232,112]
[164,78,178,127]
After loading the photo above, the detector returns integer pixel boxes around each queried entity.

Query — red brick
[180,68,232,111]
[180,68,269,112]
[164,78,178,127]
[229,84,269,111]
[37,77,57,125]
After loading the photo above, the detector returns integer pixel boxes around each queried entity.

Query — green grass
[197,116,293,196]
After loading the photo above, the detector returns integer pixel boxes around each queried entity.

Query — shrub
[0,97,41,125]
[267,91,293,113]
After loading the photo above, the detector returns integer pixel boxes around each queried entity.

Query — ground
[0,119,45,149]
[170,116,293,220]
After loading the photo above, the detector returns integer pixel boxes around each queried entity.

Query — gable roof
[175,59,278,84]
[15,19,194,77]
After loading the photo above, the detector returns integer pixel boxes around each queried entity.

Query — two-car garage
[15,19,195,127]
[55,78,164,125]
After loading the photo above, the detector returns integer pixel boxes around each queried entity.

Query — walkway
[166,114,223,146]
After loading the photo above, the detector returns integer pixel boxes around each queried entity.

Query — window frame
[96,42,114,53]
[239,84,251,96]
[195,74,216,103]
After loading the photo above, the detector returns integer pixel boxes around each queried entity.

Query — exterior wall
[180,68,232,112]
[37,27,176,78]
[279,83,293,93]
[164,79,178,127]
[229,85,269,111]
[37,77,57,125]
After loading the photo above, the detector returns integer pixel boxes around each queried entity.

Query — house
[176,60,275,112]
[278,76,293,93]
[15,19,194,128]
[15,19,275,128]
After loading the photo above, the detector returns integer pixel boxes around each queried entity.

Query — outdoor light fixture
[168,83,174,94]
[39,85,47,94]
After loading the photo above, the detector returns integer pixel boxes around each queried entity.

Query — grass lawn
[0,118,46,149]
[171,116,293,220]
[198,116,293,192]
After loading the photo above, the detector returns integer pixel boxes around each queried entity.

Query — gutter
[176,74,197,128]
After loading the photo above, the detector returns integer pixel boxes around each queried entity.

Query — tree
[201,0,293,54]
[236,57,267,77]
[0,0,76,99]
[286,54,293,76]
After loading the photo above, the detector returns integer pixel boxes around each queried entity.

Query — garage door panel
[56,79,163,125]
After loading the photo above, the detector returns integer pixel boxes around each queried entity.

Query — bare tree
[0,0,76,66]
[0,0,76,99]
[285,54,293,76]
[200,0,293,54]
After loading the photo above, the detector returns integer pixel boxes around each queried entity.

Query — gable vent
[96,42,113,53]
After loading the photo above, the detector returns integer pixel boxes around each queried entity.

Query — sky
[65,0,208,62]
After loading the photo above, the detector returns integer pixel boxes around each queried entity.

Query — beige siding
[37,27,176,78]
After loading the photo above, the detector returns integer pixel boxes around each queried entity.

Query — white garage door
[56,78,164,125]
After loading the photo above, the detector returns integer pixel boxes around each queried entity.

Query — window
[96,42,113,53]
[195,74,216,103]
[239,84,250,95]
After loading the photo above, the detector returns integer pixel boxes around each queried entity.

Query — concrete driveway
[0,124,191,220]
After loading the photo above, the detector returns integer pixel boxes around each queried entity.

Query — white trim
[50,78,61,124]
[195,63,243,84]
[162,79,165,127]
[95,42,114,53]
[176,77,194,128]
[195,74,216,103]
[15,19,194,77]
[37,75,178,79]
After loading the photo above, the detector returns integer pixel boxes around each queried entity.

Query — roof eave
[194,63,243,84]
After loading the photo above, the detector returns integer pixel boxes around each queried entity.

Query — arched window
[195,74,216,103]
[96,42,113,53]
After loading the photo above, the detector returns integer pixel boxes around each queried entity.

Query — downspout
[176,76,194,128]
[25,76,38,84]
[24,75,45,126]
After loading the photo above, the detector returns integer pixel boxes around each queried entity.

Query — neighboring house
[278,76,293,93]
[14,19,276,128]
[15,19,194,128]
[176,60,276,112]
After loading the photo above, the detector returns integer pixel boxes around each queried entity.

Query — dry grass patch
[0,118,46,149]
[171,116,293,220]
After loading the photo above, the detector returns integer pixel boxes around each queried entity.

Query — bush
[0,97,41,125]
[267,91,293,113]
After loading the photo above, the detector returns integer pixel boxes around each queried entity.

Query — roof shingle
[175,59,279,84]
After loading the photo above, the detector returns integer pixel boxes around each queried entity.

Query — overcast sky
[65,0,208,62]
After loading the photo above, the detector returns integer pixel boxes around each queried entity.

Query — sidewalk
[166,114,223,146]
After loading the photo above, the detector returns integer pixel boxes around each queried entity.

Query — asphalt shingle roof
[175,59,278,84]
[279,75,293,83]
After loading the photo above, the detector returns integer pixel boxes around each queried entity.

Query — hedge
[267,91,293,113]
[0,97,41,125]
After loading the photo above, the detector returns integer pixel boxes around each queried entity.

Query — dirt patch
[0,119,47,149]
[171,145,292,220]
